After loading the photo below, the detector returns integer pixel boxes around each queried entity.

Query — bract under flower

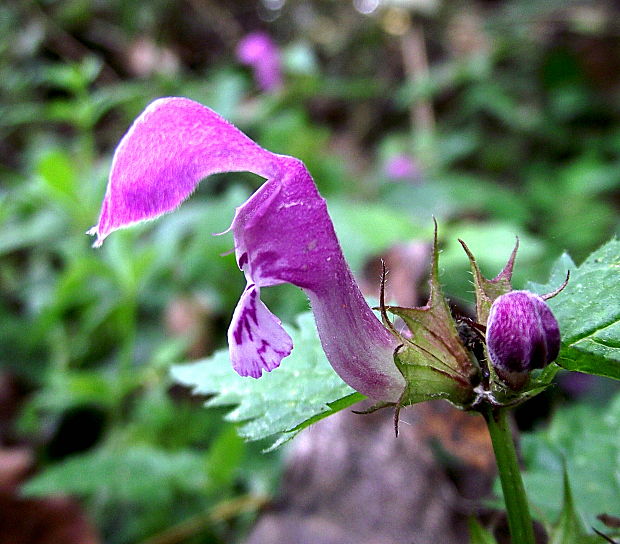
[90,97,405,402]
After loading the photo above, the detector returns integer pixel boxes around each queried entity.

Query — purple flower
[236,32,283,93]
[384,154,421,182]
[89,97,405,401]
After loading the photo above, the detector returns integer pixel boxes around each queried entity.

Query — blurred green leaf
[465,81,537,131]
[558,155,620,197]
[529,239,620,380]
[329,199,424,271]
[123,385,225,451]
[283,41,318,75]
[0,208,65,255]
[548,468,600,544]
[36,148,78,200]
[42,57,102,94]
[171,311,364,448]
[23,444,208,504]
[205,425,246,491]
[396,54,493,107]
[468,518,499,544]
[516,392,620,529]
[18,369,121,430]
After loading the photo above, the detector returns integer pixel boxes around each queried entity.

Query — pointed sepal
[459,238,519,324]
[393,345,476,406]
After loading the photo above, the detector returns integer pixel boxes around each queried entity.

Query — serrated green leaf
[529,239,620,380]
[171,311,364,448]
[516,392,620,530]
[468,518,499,544]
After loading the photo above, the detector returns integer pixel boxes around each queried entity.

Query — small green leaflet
[171,311,364,450]
[548,468,600,544]
[529,238,620,380]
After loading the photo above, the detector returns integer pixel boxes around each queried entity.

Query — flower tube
[90,97,405,401]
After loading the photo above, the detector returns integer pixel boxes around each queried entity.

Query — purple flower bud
[236,32,283,93]
[486,290,561,388]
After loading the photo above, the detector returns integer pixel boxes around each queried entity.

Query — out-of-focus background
[1,1,619,543]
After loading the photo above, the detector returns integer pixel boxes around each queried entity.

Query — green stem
[483,407,535,544]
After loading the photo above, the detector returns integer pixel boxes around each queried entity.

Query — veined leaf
[529,239,620,380]
[171,311,364,449]
[516,392,620,530]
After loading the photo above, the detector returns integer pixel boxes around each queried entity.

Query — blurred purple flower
[89,97,405,401]
[385,154,421,182]
[236,32,283,93]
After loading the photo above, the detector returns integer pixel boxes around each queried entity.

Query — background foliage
[1,0,619,542]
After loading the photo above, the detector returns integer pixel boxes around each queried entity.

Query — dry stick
[400,21,435,136]
[139,494,270,544]
[186,0,243,48]
[25,0,120,82]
